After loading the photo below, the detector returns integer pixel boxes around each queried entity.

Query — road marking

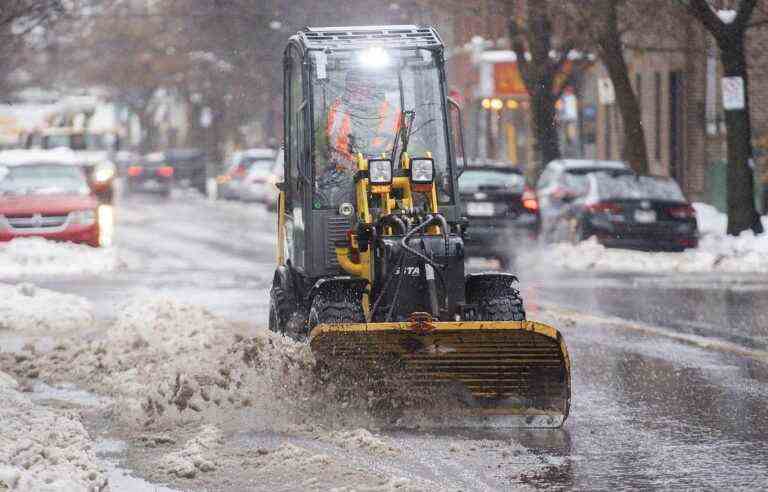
[538,302,768,363]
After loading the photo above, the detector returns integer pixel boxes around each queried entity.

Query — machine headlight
[70,209,96,225]
[410,158,434,184]
[368,158,393,185]
[93,161,116,183]
[98,205,114,247]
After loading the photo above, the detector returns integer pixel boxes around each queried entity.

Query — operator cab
[282,25,466,277]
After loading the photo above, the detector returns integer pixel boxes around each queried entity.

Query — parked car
[124,152,174,197]
[239,150,282,205]
[550,172,698,251]
[162,148,211,194]
[537,159,635,240]
[217,148,276,200]
[264,150,284,211]
[0,149,109,247]
[459,164,540,268]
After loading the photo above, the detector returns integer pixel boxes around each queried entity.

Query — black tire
[307,292,365,331]
[466,276,526,321]
[269,281,299,336]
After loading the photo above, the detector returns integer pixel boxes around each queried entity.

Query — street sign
[598,78,615,105]
[722,76,745,111]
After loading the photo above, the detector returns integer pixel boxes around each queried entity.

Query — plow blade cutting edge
[310,320,571,428]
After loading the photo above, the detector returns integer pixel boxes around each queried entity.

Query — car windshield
[247,165,273,178]
[241,157,273,169]
[0,164,88,196]
[310,47,452,208]
[459,169,525,193]
[594,174,686,201]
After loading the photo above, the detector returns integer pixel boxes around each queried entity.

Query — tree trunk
[719,37,763,235]
[136,110,156,154]
[598,6,649,175]
[532,87,561,166]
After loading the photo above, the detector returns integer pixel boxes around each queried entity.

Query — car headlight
[70,209,96,225]
[410,158,434,184]
[93,162,116,183]
[368,158,393,185]
[98,205,114,247]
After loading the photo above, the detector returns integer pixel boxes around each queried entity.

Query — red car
[0,151,107,247]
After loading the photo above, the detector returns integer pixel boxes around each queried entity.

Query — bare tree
[562,0,653,174]
[0,0,64,97]
[508,2,584,173]
[681,0,763,235]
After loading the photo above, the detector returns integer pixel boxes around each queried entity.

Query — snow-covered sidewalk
[0,283,94,333]
[522,203,768,274]
[0,237,124,278]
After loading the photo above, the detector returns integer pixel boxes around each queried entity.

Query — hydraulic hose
[400,214,445,272]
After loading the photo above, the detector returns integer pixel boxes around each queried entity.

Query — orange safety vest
[326,96,401,163]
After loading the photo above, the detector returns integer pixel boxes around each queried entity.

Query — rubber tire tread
[476,293,525,321]
[466,277,526,321]
[269,283,296,334]
[308,295,365,330]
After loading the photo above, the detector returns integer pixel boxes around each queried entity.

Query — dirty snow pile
[0,282,94,333]
[159,425,222,479]
[523,203,768,273]
[0,237,123,278]
[0,371,107,491]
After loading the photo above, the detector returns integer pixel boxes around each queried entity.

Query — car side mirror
[275,181,286,192]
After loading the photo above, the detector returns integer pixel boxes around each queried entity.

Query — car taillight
[587,202,623,214]
[156,166,174,178]
[127,166,143,177]
[667,204,695,219]
[522,188,539,211]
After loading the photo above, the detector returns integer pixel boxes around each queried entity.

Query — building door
[669,71,685,186]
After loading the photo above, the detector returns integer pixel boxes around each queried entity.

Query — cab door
[282,46,308,270]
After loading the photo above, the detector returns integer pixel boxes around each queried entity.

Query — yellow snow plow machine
[269,25,570,427]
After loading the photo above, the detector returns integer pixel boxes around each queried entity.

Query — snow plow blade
[310,320,571,428]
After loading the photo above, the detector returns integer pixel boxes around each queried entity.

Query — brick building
[439,1,768,209]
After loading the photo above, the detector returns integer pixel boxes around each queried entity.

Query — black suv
[459,164,540,268]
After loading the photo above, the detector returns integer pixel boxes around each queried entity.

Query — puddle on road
[30,381,112,407]
[28,382,178,492]
[95,439,179,492]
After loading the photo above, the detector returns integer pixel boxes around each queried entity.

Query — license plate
[634,209,657,223]
[144,179,159,189]
[467,202,494,217]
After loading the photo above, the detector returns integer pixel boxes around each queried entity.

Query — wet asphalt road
[14,194,768,489]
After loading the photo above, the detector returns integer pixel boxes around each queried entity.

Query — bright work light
[368,158,393,184]
[410,158,434,184]
[357,47,391,69]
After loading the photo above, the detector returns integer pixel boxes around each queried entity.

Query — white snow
[717,9,737,24]
[523,203,768,274]
[0,282,94,332]
[0,371,107,491]
[0,148,80,167]
[0,237,123,278]
[160,425,222,478]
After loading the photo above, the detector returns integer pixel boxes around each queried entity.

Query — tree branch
[684,0,727,42]
[735,0,758,32]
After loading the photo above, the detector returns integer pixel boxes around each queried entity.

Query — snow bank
[251,443,433,491]
[326,428,398,456]
[0,283,94,332]
[0,237,123,278]
[522,203,768,274]
[160,425,222,479]
[0,371,107,491]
